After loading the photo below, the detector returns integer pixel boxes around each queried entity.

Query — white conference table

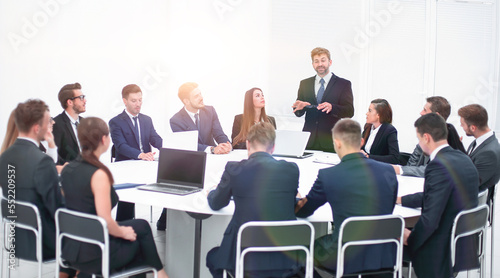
[107,150,423,278]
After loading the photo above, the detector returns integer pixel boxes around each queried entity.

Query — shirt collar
[124,109,138,121]
[430,143,449,161]
[316,72,334,86]
[64,110,78,124]
[476,130,494,147]
[17,137,39,147]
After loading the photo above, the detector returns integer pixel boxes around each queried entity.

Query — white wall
[1,0,499,157]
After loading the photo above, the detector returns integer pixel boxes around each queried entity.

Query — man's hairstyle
[122,84,142,99]
[311,47,331,61]
[371,98,392,124]
[458,104,488,130]
[414,113,448,142]
[14,99,49,133]
[332,119,362,149]
[178,82,199,101]
[427,96,451,120]
[58,82,81,109]
[247,122,275,152]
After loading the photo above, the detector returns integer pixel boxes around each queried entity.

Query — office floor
[1,203,499,278]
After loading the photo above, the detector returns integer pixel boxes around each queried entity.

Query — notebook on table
[272,130,314,159]
[138,148,206,195]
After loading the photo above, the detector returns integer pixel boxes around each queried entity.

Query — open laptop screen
[157,148,206,188]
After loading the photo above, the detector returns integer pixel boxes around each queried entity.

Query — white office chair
[451,204,489,277]
[224,220,315,278]
[317,214,405,278]
[55,208,158,278]
[1,195,55,278]
[406,204,490,278]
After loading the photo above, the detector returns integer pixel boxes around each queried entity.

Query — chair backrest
[337,214,405,278]
[1,195,42,262]
[478,190,488,206]
[450,204,489,266]
[55,208,110,276]
[235,220,315,278]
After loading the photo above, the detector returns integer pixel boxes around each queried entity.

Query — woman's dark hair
[77,117,114,185]
[232,88,272,147]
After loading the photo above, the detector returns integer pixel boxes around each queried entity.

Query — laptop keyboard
[139,183,201,195]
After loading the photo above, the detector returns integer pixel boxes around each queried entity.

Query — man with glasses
[53,82,86,165]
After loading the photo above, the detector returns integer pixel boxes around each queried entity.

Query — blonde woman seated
[232,88,276,149]
[60,117,169,278]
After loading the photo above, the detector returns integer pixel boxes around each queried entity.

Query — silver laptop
[272,130,314,159]
[138,148,206,195]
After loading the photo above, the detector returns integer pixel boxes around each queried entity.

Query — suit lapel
[371,123,387,152]
[121,111,140,145]
[63,113,78,145]
[322,73,337,101]
[470,134,495,157]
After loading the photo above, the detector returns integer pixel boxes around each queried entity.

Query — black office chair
[111,145,116,163]
[398,152,412,166]
[316,214,405,278]
[224,220,315,278]
[1,195,55,278]
[55,208,157,278]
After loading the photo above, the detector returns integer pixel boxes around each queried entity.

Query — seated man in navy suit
[170,82,232,154]
[206,122,301,277]
[458,104,500,202]
[400,113,479,278]
[109,84,164,223]
[392,96,465,177]
[295,119,398,275]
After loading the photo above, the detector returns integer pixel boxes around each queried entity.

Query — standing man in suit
[400,113,479,278]
[0,99,73,277]
[206,122,300,277]
[109,84,163,223]
[170,82,231,154]
[53,82,86,165]
[295,119,398,274]
[393,96,465,177]
[292,47,354,153]
[458,104,500,201]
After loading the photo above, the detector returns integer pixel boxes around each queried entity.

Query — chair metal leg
[408,261,412,278]
[150,206,153,223]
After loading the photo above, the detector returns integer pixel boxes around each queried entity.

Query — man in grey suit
[0,99,73,277]
[458,104,500,201]
[393,96,464,177]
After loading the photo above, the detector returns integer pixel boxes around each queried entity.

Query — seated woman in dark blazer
[361,99,400,164]
[60,117,169,278]
[231,87,276,149]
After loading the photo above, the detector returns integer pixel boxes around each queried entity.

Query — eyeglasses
[70,95,86,101]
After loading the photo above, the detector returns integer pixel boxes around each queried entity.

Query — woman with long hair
[60,117,169,278]
[360,98,400,164]
[232,88,276,149]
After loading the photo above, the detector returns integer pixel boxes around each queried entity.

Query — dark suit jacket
[361,123,400,164]
[402,146,479,278]
[170,106,230,151]
[468,133,500,195]
[231,114,276,149]
[401,123,465,177]
[109,110,163,161]
[207,152,299,272]
[294,73,354,152]
[296,153,398,274]
[53,111,82,165]
[0,139,64,260]
[447,123,466,153]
